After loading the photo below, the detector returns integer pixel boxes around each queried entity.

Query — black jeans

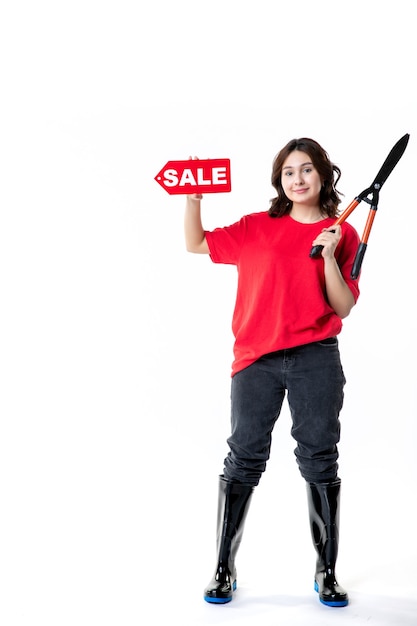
[223,338,346,486]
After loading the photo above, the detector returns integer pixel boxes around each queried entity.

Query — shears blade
[370,133,410,189]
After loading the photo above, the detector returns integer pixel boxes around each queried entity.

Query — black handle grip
[309,244,324,258]
[351,242,367,279]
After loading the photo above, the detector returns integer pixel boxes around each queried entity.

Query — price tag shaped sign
[154,159,231,195]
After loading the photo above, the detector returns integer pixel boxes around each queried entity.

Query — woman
[184,138,360,607]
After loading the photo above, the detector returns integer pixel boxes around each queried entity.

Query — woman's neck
[289,207,324,224]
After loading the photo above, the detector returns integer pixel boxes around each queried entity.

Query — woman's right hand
[184,156,208,253]
[186,156,203,201]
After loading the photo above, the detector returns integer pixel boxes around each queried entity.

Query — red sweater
[205,212,360,376]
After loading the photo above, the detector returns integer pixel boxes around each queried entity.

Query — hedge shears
[310,133,410,279]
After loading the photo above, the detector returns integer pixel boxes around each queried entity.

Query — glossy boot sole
[314,581,349,607]
[204,580,237,604]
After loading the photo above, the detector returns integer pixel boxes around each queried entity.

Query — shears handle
[350,202,378,278]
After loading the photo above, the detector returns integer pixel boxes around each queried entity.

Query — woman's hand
[186,156,203,201]
[312,225,341,258]
[184,155,208,254]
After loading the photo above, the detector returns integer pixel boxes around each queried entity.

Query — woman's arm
[323,256,355,318]
[184,192,209,254]
[313,225,356,318]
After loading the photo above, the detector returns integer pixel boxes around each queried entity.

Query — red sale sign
[154,159,231,195]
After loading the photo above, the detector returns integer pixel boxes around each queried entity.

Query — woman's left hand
[312,225,341,258]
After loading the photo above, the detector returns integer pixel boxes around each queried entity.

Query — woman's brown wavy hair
[269,138,343,218]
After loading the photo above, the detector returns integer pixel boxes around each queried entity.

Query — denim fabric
[223,338,346,485]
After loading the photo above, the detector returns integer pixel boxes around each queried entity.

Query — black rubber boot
[204,475,254,604]
[306,479,349,607]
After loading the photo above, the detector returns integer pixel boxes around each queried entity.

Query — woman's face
[281,150,322,207]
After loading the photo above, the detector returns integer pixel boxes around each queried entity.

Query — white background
[1,1,416,625]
